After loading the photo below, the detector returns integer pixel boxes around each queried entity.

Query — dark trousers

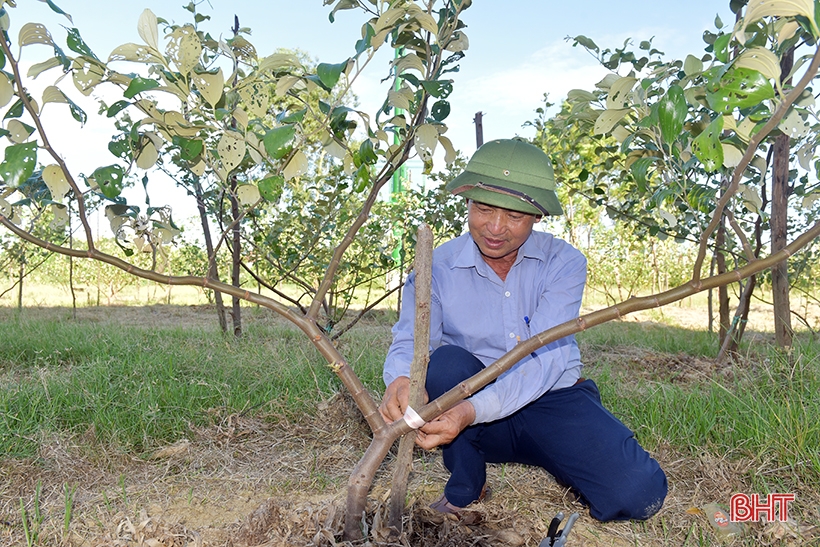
[425,345,667,521]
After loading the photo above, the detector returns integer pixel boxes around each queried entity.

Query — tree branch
[692,45,820,281]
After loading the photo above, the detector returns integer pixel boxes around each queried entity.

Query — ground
[0,304,818,546]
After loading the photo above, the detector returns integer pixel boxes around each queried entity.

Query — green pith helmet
[445,138,563,216]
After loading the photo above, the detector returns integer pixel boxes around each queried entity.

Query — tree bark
[194,178,228,334]
[17,252,23,311]
[772,47,795,348]
[229,174,243,337]
[716,216,730,346]
[69,203,77,319]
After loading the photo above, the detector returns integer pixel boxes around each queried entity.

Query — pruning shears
[538,511,579,547]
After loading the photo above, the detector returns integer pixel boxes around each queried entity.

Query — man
[379,138,667,521]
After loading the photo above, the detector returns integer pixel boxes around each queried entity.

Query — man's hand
[415,400,475,450]
[379,376,412,424]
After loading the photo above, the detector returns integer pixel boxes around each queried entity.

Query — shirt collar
[452,231,547,271]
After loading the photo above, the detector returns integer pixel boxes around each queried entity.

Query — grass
[2,303,820,546]
[578,319,820,491]
[0,307,389,456]
[2,303,817,484]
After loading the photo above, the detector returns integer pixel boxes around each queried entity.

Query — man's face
[467,200,538,261]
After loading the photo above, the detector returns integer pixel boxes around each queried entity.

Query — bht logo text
[730,493,795,522]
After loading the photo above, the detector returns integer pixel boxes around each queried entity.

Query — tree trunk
[716,218,730,346]
[708,255,715,334]
[651,240,659,294]
[194,178,228,333]
[69,204,77,319]
[227,18,243,338]
[725,206,767,358]
[724,274,756,358]
[772,47,795,348]
[17,253,24,311]
[230,174,243,337]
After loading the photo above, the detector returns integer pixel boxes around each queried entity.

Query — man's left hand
[415,400,476,450]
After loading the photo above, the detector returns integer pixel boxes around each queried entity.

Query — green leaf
[52,42,70,70]
[123,76,159,99]
[358,139,378,165]
[4,99,24,120]
[263,125,296,159]
[92,164,126,199]
[258,175,284,201]
[692,116,724,172]
[60,93,87,124]
[354,164,370,192]
[630,157,659,193]
[316,60,348,91]
[108,134,131,160]
[107,100,131,117]
[0,142,37,189]
[420,79,453,98]
[714,34,731,63]
[355,23,374,56]
[175,137,203,162]
[329,106,354,134]
[65,28,97,60]
[328,0,358,23]
[45,0,72,22]
[683,54,703,76]
[658,85,687,144]
[705,66,775,113]
[278,107,307,124]
[401,73,421,87]
[431,99,450,121]
[573,35,599,52]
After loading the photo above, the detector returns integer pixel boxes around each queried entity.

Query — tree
[1,1,820,542]
[559,0,820,353]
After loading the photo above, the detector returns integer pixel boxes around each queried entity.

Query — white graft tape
[403,405,425,429]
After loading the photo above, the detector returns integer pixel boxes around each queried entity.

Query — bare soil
[1,305,818,546]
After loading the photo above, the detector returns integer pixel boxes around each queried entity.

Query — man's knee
[426,345,484,399]
[589,464,668,521]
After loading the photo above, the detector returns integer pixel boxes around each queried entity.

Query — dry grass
[1,386,818,546]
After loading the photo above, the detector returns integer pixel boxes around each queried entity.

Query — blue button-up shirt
[383,230,586,424]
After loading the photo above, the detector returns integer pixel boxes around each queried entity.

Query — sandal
[429,484,492,515]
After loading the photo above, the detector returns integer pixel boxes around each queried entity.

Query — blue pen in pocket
[524,316,538,359]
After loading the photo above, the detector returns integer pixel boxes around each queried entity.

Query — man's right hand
[379,376,412,423]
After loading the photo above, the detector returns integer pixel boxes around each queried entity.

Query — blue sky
[5,0,737,225]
